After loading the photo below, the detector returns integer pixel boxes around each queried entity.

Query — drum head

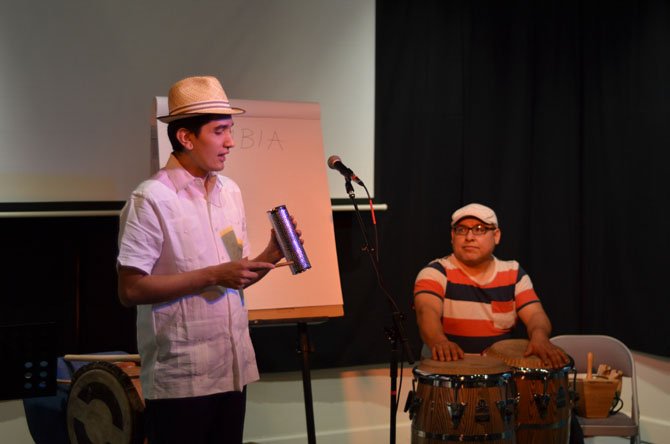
[484,339,566,369]
[66,361,144,444]
[418,354,511,375]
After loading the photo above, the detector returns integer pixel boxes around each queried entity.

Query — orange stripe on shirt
[491,300,515,313]
[516,288,539,308]
[487,269,518,287]
[444,268,474,285]
[443,318,507,337]
[414,279,444,298]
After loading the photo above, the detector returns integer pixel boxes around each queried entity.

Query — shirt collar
[163,154,222,205]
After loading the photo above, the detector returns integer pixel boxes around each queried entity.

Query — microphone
[327,155,364,186]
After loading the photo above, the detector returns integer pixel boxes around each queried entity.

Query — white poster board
[152,97,343,322]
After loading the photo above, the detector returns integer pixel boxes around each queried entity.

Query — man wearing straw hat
[413,202,568,368]
[117,76,297,443]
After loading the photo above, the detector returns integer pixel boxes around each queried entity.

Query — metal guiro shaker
[267,205,311,275]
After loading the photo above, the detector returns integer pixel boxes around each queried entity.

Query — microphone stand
[343,178,415,444]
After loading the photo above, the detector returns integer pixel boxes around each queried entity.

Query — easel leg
[297,322,317,444]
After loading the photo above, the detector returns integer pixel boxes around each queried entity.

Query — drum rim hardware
[413,427,515,442]
[413,370,515,389]
[446,399,467,429]
[513,358,575,379]
[496,396,520,424]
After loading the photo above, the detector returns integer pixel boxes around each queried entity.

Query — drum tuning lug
[404,390,414,413]
[474,399,490,423]
[533,393,551,418]
[497,397,518,423]
[447,402,467,428]
[404,390,422,420]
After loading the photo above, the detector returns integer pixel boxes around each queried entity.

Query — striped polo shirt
[413,255,540,353]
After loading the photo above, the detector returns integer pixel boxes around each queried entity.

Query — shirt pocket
[490,300,516,330]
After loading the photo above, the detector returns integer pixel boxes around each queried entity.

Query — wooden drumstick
[586,352,593,380]
[64,354,141,363]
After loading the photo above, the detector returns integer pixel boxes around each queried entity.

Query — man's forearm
[526,312,552,341]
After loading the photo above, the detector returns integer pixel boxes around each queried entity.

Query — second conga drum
[484,339,573,444]
[66,361,145,444]
[410,355,517,444]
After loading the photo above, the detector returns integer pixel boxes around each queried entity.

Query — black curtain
[375,0,670,357]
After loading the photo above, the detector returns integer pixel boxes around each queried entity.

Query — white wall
[2,353,668,443]
[0,0,375,203]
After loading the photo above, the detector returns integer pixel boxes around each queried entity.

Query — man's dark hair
[167,114,229,153]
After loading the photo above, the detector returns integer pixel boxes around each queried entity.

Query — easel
[297,321,318,444]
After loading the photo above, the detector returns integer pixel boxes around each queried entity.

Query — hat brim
[157,107,245,123]
[451,216,497,227]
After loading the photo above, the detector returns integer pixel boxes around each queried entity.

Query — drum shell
[483,339,574,444]
[411,357,517,444]
[66,361,144,444]
[512,366,572,444]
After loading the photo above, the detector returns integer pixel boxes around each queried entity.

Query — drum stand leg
[297,322,317,444]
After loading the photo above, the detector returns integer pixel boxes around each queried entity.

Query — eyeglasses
[452,224,497,236]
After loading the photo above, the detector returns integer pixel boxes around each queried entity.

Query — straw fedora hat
[158,76,245,123]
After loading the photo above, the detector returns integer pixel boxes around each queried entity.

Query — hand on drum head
[430,339,465,361]
[524,337,570,368]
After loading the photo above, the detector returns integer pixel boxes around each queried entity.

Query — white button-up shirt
[117,155,259,399]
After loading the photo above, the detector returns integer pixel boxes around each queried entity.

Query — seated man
[413,202,567,368]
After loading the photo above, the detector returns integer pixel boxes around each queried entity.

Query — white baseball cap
[451,203,498,227]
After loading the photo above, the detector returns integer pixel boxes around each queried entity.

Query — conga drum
[484,339,573,444]
[409,355,517,443]
[66,361,145,444]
